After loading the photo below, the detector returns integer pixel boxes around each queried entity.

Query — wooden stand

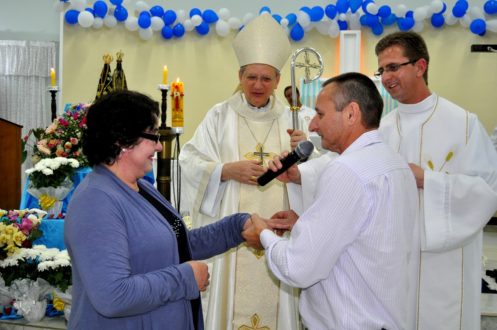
[0,118,23,209]
[157,85,176,202]
[49,86,59,121]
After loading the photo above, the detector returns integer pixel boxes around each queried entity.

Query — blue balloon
[150,5,164,17]
[163,10,177,25]
[299,6,312,15]
[336,0,350,14]
[484,0,497,15]
[405,10,414,18]
[372,23,384,36]
[85,8,94,15]
[93,1,107,18]
[325,4,337,19]
[338,20,348,30]
[310,6,325,21]
[452,1,468,18]
[161,26,173,39]
[435,3,447,15]
[173,23,185,37]
[64,9,79,25]
[286,13,297,25]
[114,5,128,22]
[110,0,123,5]
[259,6,271,14]
[431,13,445,28]
[190,8,202,18]
[202,9,218,23]
[290,23,304,41]
[470,18,486,35]
[349,0,363,13]
[378,5,392,18]
[398,17,414,31]
[138,11,152,29]
[272,14,282,23]
[362,0,374,14]
[381,13,397,26]
[360,14,379,27]
[195,22,209,35]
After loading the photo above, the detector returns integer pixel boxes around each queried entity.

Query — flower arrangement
[0,209,45,260]
[25,157,79,190]
[30,103,89,168]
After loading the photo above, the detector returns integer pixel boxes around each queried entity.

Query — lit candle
[171,77,184,127]
[162,65,168,85]
[50,68,56,87]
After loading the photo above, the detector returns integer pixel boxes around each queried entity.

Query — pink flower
[64,142,72,150]
[45,122,58,134]
[19,218,33,236]
[70,137,78,145]
[59,118,69,127]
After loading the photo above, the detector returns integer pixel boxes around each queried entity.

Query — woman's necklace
[242,117,276,164]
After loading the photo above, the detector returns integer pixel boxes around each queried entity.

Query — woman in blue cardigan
[65,90,260,330]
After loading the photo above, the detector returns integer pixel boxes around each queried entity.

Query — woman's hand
[187,261,210,292]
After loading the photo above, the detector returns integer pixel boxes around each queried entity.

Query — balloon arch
[58,0,497,41]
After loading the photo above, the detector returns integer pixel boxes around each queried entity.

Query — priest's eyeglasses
[374,59,418,78]
[140,132,161,143]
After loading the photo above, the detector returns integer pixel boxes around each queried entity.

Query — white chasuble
[379,94,497,330]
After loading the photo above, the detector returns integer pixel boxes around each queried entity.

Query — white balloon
[93,17,104,29]
[412,21,424,32]
[297,11,311,28]
[71,0,87,12]
[395,4,408,17]
[191,15,202,27]
[469,6,484,20]
[316,21,330,35]
[328,21,340,38]
[349,13,361,30]
[445,13,458,26]
[243,13,255,25]
[139,27,153,40]
[460,15,471,28]
[104,15,117,28]
[487,19,497,32]
[429,0,444,15]
[177,9,186,23]
[78,11,94,28]
[413,7,428,21]
[135,1,150,13]
[304,23,314,32]
[218,8,230,21]
[338,13,347,21]
[125,17,139,31]
[280,18,289,28]
[183,19,194,32]
[366,3,378,15]
[228,17,242,30]
[151,16,164,31]
[215,20,230,36]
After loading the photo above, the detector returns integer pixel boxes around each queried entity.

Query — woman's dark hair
[83,90,160,166]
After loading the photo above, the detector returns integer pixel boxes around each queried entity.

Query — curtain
[0,40,57,194]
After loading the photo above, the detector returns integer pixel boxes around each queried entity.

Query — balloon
[228,17,242,29]
[413,7,428,21]
[365,2,379,15]
[431,13,445,28]
[316,21,330,34]
[338,20,348,30]
[412,21,425,32]
[173,23,185,37]
[487,19,497,32]
[203,9,219,23]
[361,14,379,27]
[114,5,128,22]
[151,16,164,31]
[484,0,497,15]
[150,5,164,17]
[429,0,444,15]
[243,13,255,25]
[190,8,202,18]
[349,0,363,13]
[452,1,468,18]
[215,20,230,36]
[325,4,337,19]
[336,0,350,14]
[135,1,149,13]
[469,6,484,20]
[328,21,340,38]
[398,17,415,31]
[195,22,210,35]
[138,11,151,29]
[78,11,94,28]
[272,14,282,23]
[177,9,186,23]
[290,23,304,41]
[297,11,311,28]
[310,6,325,21]
[280,18,289,27]
[161,26,173,39]
[183,19,194,31]
[378,5,392,18]
[218,8,230,20]
[124,16,138,31]
[65,10,80,25]
[470,18,486,35]
[299,6,312,15]
[445,13,458,25]
[110,0,123,5]
[163,10,177,25]
[93,17,104,29]
[103,15,117,27]
[286,13,297,25]
[139,27,153,40]
[371,23,384,36]
[191,14,203,27]
[395,4,408,17]
[382,13,397,26]
[93,1,108,18]
[259,6,271,14]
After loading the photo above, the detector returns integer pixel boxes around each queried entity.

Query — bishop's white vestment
[179,92,305,330]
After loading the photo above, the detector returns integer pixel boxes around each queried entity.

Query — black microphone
[257,140,314,186]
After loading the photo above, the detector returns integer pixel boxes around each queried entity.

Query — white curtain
[0,40,56,193]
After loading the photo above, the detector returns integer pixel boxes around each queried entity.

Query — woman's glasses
[139,132,161,143]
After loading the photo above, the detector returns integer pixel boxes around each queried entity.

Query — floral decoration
[0,209,45,261]
[25,157,80,190]
[31,103,89,168]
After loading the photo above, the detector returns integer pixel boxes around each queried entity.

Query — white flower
[41,168,54,175]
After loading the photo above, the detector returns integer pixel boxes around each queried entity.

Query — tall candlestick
[50,68,56,87]
[171,78,184,128]
[162,65,168,85]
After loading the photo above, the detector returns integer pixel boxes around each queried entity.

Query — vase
[14,299,47,322]
[27,178,73,217]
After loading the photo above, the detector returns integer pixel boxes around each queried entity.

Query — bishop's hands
[221,160,265,185]
[287,128,307,150]
[408,163,425,188]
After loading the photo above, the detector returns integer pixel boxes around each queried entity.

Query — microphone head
[295,140,314,159]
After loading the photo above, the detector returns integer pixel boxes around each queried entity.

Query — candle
[50,68,56,87]
[171,78,184,127]
[162,65,168,85]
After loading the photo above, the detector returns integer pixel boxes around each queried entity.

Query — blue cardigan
[65,165,248,330]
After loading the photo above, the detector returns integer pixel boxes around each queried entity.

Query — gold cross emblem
[238,314,270,330]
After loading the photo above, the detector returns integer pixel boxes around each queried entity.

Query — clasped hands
[241,210,299,250]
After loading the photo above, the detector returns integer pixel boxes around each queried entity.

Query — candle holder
[48,86,59,122]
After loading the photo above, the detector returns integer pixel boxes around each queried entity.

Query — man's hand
[221,160,265,185]
[267,152,302,184]
[287,128,307,150]
[268,210,299,235]
[408,163,424,188]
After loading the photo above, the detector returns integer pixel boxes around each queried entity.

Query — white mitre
[232,13,291,71]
